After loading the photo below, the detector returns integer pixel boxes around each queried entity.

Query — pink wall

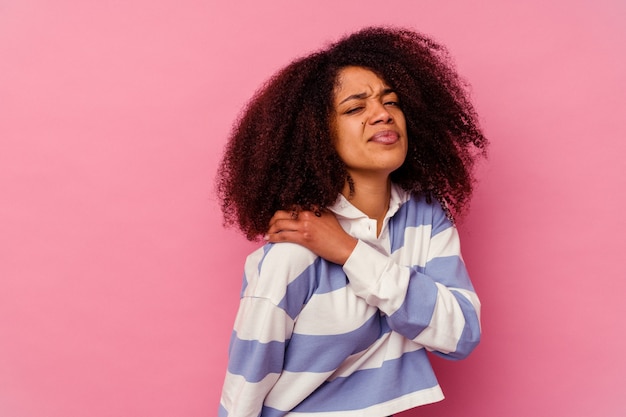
[1,1,625,416]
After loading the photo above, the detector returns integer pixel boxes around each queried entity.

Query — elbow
[435,326,481,361]
[451,331,481,360]
[447,294,482,360]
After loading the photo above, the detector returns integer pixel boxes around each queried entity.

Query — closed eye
[345,107,364,114]
[383,89,401,106]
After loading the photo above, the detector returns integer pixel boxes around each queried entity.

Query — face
[331,66,408,184]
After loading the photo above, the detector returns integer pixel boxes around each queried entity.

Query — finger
[300,208,327,219]
[271,209,295,219]
[308,205,323,217]
[298,212,327,226]
[269,211,298,227]
[266,218,300,235]
[272,205,304,220]
[263,229,303,244]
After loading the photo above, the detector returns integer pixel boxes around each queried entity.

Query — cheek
[396,111,407,131]
[329,123,347,162]
[332,121,358,148]
[333,141,353,164]
[332,135,363,168]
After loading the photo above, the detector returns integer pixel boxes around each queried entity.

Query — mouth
[369,130,400,144]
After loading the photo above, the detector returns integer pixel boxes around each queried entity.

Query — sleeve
[219,243,315,417]
[342,204,481,360]
[219,296,294,417]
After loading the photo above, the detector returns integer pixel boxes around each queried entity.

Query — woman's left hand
[264,208,357,265]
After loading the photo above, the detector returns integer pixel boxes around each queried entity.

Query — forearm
[343,239,481,358]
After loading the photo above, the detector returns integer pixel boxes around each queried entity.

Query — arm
[220,296,293,417]
[343,212,480,359]
[264,209,357,265]
[264,203,480,360]
[219,248,297,417]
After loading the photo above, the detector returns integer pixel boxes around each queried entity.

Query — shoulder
[242,242,319,303]
[394,193,449,228]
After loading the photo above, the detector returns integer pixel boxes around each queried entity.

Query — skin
[264,66,409,265]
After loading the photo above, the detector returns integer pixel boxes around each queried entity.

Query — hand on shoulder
[264,208,357,265]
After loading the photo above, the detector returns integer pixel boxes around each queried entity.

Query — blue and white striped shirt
[219,184,481,416]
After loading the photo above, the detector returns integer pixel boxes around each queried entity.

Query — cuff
[342,240,393,299]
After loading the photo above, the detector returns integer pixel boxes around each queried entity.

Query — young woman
[217,26,488,417]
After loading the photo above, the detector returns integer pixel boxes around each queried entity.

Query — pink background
[1,0,625,416]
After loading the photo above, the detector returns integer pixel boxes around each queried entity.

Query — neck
[341,174,392,235]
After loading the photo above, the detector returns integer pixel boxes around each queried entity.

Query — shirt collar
[327,183,410,221]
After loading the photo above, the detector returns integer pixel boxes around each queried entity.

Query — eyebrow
[338,88,396,105]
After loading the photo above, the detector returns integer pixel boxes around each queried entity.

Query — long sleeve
[342,200,481,360]
[219,296,294,417]
[219,195,474,416]
[219,243,309,417]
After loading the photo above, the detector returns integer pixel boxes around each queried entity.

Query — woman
[217,27,487,417]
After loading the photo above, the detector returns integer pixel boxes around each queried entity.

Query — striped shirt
[219,184,481,416]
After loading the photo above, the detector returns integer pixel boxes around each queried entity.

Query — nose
[369,101,393,125]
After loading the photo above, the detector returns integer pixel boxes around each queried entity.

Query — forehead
[334,66,390,97]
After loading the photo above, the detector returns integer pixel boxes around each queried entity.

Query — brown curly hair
[216,26,488,240]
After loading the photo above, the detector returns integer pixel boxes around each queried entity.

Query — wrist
[337,236,358,265]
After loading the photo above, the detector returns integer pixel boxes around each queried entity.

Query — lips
[369,130,400,144]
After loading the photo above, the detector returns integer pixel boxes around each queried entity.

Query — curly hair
[216,26,488,240]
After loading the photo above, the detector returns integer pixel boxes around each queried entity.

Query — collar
[327,183,410,222]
